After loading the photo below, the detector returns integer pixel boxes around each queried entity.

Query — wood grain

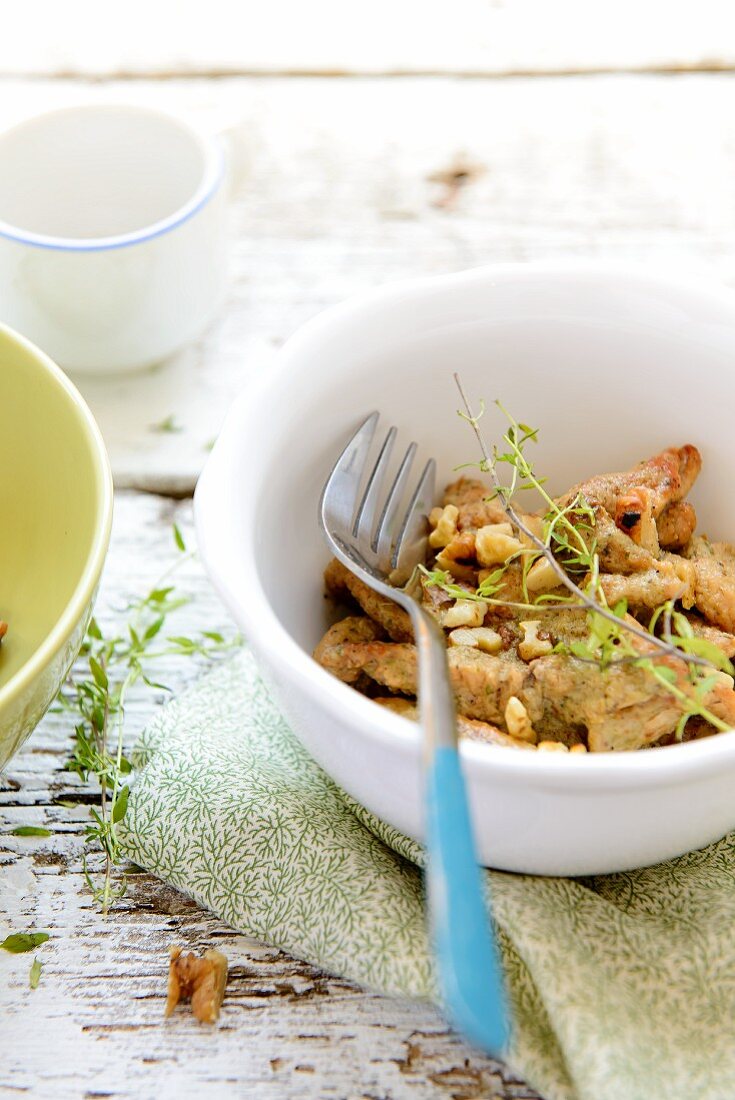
[0,493,541,1099]
[2,0,735,78]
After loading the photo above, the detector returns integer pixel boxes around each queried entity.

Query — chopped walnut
[434,556,477,582]
[435,529,478,582]
[537,740,569,753]
[442,598,488,628]
[518,513,545,549]
[165,945,228,1023]
[525,557,559,594]
[475,523,524,566]
[518,620,554,661]
[428,504,459,548]
[448,626,503,653]
[504,696,537,743]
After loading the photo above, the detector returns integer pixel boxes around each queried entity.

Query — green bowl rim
[0,323,113,712]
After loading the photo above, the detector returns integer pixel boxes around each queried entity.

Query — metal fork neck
[407,603,460,761]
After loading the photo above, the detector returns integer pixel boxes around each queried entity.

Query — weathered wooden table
[3,15,735,1094]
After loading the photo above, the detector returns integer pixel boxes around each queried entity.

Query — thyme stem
[453,373,713,672]
[61,529,241,913]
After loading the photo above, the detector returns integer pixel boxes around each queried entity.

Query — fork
[319,412,508,1054]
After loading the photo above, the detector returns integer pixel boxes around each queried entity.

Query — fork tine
[352,426,397,541]
[392,457,436,581]
[374,441,417,569]
[319,412,379,532]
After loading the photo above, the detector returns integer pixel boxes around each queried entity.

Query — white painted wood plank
[2,0,735,77]
[0,492,540,1099]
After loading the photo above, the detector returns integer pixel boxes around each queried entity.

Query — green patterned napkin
[122,651,735,1100]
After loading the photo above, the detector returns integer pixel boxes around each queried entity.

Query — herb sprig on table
[436,376,734,740]
[59,525,241,915]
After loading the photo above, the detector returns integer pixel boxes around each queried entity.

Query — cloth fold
[122,651,735,1100]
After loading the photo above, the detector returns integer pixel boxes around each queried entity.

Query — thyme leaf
[150,415,182,434]
[1,932,49,954]
[29,957,42,988]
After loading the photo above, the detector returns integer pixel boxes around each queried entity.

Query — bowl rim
[195,260,735,789]
[0,323,113,712]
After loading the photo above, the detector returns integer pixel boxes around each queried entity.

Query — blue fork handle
[426,745,509,1055]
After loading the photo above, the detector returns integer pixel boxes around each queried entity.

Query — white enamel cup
[0,104,229,374]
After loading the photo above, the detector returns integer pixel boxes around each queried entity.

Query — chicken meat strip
[657,501,697,551]
[316,639,419,697]
[313,617,386,682]
[559,444,701,521]
[597,556,696,613]
[373,697,535,749]
[324,558,413,641]
[677,616,735,655]
[315,639,540,727]
[685,536,735,633]
[589,506,658,574]
[682,613,735,659]
[532,653,735,752]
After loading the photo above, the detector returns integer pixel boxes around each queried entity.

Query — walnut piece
[165,945,228,1023]
[475,523,523,566]
[504,696,537,743]
[448,626,503,653]
[428,504,459,548]
[525,557,559,594]
[518,620,554,661]
[442,598,488,628]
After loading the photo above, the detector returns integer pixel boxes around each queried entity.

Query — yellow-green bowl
[0,324,112,770]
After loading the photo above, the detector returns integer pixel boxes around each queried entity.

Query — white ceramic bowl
[195,262,735,875]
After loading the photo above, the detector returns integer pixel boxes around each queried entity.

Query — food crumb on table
[165,945,228,1023]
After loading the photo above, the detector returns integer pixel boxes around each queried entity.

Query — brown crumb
[0,621,7,641]
[165,945,228,1023]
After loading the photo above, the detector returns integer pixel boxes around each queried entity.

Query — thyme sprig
[59,526,241,914]
[419,564,564,615]
[451,376,734,738]
[453,375,717,671]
